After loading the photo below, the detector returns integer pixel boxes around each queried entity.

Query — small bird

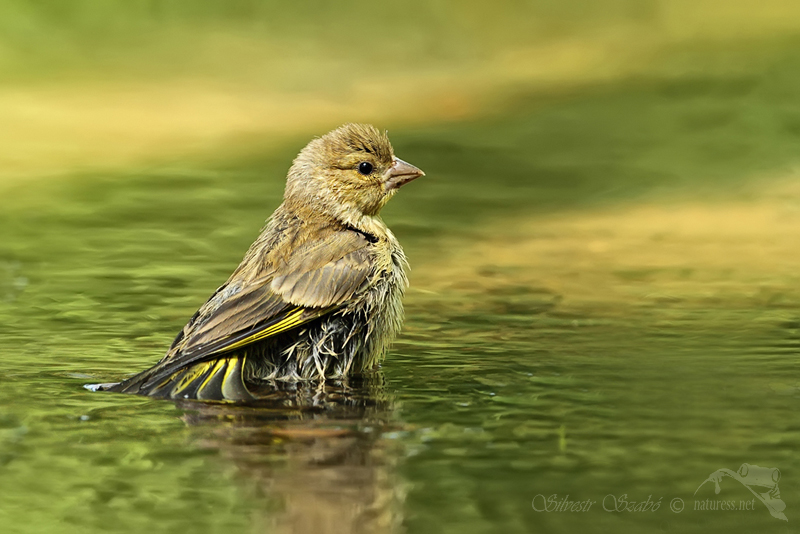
[108,124,424,401]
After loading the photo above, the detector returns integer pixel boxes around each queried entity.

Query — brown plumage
[106,124,424,401]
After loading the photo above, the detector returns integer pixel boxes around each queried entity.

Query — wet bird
[107,124,424,401]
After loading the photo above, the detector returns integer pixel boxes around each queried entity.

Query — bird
[106,123,424,401]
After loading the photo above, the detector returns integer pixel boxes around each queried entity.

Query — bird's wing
[271,229,376,307]
[138,229,373,388]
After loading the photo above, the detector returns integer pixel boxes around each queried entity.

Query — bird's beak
[384,157,425,190]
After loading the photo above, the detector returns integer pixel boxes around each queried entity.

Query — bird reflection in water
[176,372,404,534]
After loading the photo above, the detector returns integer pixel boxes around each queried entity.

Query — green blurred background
[3,0,800,178]
[2,2,800,534]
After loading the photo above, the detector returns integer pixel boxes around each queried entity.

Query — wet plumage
[107,124,424,401]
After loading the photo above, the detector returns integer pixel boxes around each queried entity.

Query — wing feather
[272,248,371,307]
[145,228,373,383]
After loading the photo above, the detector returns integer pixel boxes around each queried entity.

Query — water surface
[2,46,800,534]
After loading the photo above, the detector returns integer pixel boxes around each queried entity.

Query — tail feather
[107,354,254,402]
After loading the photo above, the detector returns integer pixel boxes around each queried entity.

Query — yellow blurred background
[3,0,800,180]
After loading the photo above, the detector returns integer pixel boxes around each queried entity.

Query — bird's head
[284,123,424,225]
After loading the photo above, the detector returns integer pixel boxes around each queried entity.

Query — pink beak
[383,157,425,190]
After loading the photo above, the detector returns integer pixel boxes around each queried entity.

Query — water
[2,46,800,534]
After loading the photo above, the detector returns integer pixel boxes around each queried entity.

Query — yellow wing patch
[154,355,254,401]
[169,360,214,397]
[220,306,333,353]
[195,359,226,396]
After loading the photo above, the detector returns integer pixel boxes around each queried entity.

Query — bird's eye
[358,161,374,175]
